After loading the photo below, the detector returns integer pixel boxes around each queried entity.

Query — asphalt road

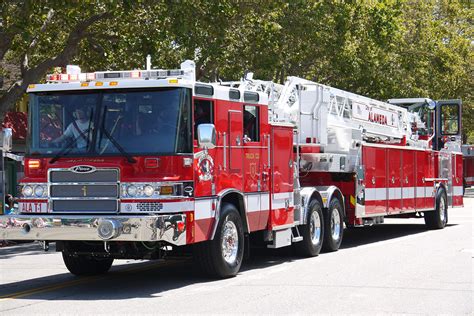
[1,190,473,315]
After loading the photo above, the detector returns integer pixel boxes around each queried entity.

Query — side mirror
[197,124,216,149]
[0,128,12,152]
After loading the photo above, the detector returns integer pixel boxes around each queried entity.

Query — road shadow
[464,187,474,198]
[0,242,46,260]
[341,223,457,250]
[0,222,458,301]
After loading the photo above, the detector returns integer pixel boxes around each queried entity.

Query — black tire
[62,252,114,276]
[194,203,244,278]
[295,199,324,257]
[424,188,448,229]
[322,198,344,252]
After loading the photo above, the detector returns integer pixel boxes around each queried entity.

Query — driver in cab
[52,106,92,149]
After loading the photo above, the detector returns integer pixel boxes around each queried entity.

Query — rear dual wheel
[295,199,324,257]
[296,197,344,256]
[322,198,344,252]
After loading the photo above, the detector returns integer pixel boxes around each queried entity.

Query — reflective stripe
[388,188,402,200]
[272,191,294,209]
[402,187,415,199]
[453,186,464,196]
[245,192,271,213]
[416,187,425,198]
[261,193,270,211]
[366,186,433,201]
[365,188,386,201]
[194,199,215,220]
[245,194,261,213]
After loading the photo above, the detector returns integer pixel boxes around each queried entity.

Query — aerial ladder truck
[0,60,463,277]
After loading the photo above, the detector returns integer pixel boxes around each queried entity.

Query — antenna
[146,54,151,71]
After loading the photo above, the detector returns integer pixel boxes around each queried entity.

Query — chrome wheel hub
[310,211,322,246]
[331,208,341,241]
[222,220,239,264]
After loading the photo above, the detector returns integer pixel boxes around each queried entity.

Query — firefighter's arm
[52,123,73,144]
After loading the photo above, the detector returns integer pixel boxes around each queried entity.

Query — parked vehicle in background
[462,144,474,191]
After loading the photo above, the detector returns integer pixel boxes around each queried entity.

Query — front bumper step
[0,214,186,245]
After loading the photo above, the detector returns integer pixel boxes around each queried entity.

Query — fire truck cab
[0,60,464,278]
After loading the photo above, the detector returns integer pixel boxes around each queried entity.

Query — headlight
[22,185,33,197]
[34,185,45,197]
[127,185,138,197]
[143,185,154,197]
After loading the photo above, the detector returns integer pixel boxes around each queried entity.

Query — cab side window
[194,99,213,140]
[440,103,460,135]
[243,105,259,142]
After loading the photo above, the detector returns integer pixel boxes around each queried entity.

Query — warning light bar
[46,69,185,83]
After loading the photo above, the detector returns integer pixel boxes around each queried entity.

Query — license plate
[19,201,48,213]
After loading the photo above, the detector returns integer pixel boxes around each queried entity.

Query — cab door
[437,100,463,207]
[435,99,462,151]
[243,105,262,193]
[228,110,243,188]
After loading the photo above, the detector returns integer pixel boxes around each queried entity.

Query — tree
[0,1,121,118]
[1,0,472,143]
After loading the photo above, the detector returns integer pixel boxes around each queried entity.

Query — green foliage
[1,0,472,141]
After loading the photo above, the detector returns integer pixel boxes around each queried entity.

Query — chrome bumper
[0,214,186,246]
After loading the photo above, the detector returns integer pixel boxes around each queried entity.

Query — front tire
[295,199,324,257]
[194,203,244,278]
[62,252,113,276]
[322,198,344,252]
[424,188,448,229]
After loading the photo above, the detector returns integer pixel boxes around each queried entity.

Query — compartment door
[452,153,464,207]
[388,148,402,214]
[401,150,415,212]
[363,146,387,215]
[270,125,294,228]
[415,151,433,210]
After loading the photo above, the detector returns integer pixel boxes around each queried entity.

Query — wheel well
[437,183,447,196]
[221,192,249,234]
[330,189,345,219]
[309,192,324,208]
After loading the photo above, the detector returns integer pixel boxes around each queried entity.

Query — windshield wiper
[49,134,83,164]
[99,125,137,164]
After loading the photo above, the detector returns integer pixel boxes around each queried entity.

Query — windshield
[28,88,192,156]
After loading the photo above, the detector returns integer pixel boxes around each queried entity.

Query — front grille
[50,169,118,183]
[50,185,118,198]
[52,200,118,212]
[49,168,119,213]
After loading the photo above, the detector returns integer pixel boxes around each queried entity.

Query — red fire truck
[462,144,474,189]
[0,60,464,278]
